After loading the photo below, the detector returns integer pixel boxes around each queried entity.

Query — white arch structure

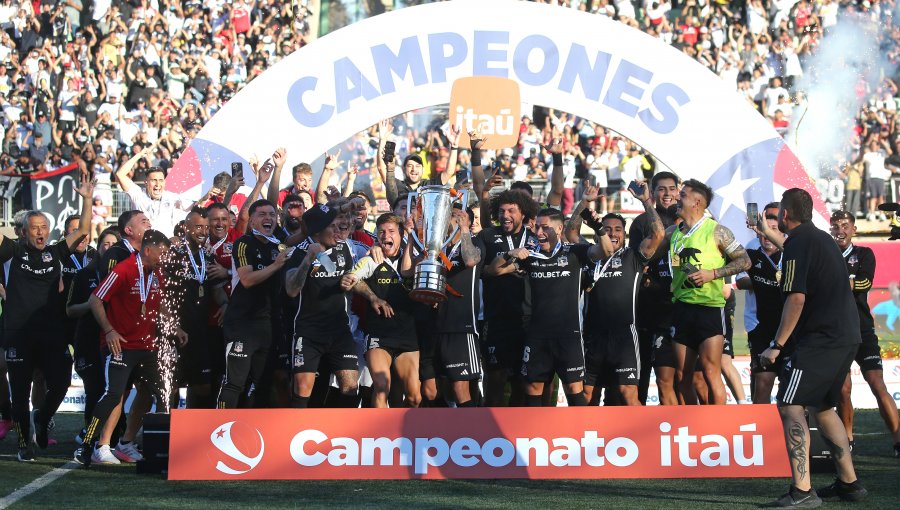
[169,0,826,241]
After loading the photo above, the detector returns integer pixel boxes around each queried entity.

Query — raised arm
[545,138,565,207]
[468,129,490,226]
[266,147,287,204]
[315,149,342,205]
[629,180,664,260]
[454,209,481,268]
[565,183,599,243]
[441,124,461,186]
[64,173,95,250]
[116,138,161,193]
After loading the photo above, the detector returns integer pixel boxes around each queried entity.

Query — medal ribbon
[252,229,281,245]
[70,253,87,270]
[668,217,707,277]
[529,241,562,260]
[184,240,207,284]
[206,235,227,255]
[135,253,155,309]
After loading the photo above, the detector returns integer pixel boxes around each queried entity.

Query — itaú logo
[211,421,265,475]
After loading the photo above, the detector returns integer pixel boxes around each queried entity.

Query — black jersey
[61,246,97,293]
[436,235,485,334]
[629,204,677,329]
[225,234,282,324]
[519,243,594,337]
[584,247,648,332]
[353,254,417,342]
[160,241,215,331]
[0,237,71,332]
[781,222,860,348]
[99,239,137,279]
[67,259,103,358]
[291,239,354,337]
[745,248,784,335]
[843,245,876,333]
[478,227,538,322]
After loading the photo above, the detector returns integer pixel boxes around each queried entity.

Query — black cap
[303,204,338,236]
[403,154,423,167]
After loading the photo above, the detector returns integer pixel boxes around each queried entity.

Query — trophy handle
[441,224,460,251]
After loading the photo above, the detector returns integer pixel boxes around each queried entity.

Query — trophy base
[410,262,447,304]
[409,288,447,305]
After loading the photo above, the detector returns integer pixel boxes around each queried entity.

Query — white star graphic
[715,165,759,219]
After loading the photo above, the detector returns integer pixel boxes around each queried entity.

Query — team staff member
[584,181,664,406]
[628,171,680,404]
[341,213,419,408]
[760,189,866,507]
[666,179,751,405]
[285,204,358,408]
[829,210,900,456]
[480,189,539,407]
[502,208,611,407]
[66,228,120,448]
[217,200,291,409]
[738,208,787,404]
[75,230,178,467]
[2,175,94,462]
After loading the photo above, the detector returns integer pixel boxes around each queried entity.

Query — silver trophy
[407,185,467,304]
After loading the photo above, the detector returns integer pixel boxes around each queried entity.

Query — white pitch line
[0,461,79,509]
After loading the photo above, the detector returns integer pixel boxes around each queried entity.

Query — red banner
[168,406,790,480]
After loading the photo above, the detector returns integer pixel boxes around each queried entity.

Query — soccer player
[666,179,751,405]
[161,207,227,409]
[760,189,866,507]
[2,175,93,461]
[341,213,420,407]
[737,207,787,404]
[583,181,664,406]
[216,200,291,408]
[480,189,539,406]
[501,208,611,407]
[829,210,900,456]
[75,230,178,467]
[285,204,358,408]
[67,227,120,446]
[628,171,680,404]
[101,210,152,278]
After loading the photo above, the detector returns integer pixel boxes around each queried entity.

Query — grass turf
[1,410,898,509]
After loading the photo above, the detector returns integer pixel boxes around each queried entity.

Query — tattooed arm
[684,223,751,288]
[636,193,664,261]
[454,209,482,268]
[285,245,321,298]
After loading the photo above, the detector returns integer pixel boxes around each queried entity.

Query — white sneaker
[91,444,121,464]
[113,441,144,463]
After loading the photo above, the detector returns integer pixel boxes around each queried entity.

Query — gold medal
[278,243,289,252]
[199,286,205,298]
[141,303,146,315]
[671,254,680,267]
[775,270,782,284]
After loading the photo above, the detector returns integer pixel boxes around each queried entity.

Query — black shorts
[366,334,418,355]
[417,321,437,381]
[748,327,786,375]
[366,344,417,361]
[777,343,857,408]
[722,306,735,357]
[436,333,481,382]
[292,330,358,374]
[855,331,883,372]
[481,320,526,374]
[584,325,640,387]
[521,333,585,385]
[650,327,677,369]
[671,302,725,351]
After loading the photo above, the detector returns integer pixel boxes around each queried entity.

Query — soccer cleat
[0,419,12,440]
[17,446,36,462]
[75,427,87,444]
[91,444,121,465]
[113,441,144,463]
[817,478,867,501]
[764,487,822,508]
[74,446,92,467]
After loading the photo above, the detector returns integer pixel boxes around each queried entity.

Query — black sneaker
[17,446,36,462]
[74,446,93,468]
[764,487,822,508]
[817,478,868,502]
[34,409,49,449]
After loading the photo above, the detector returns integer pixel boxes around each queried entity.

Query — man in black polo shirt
[628,171,680,404]
[760,189,866,507]
[829,210,900,456]
[1,175,93,461]
[737,208,787,404]
[285,204,358,408]
[480,189,539,406]
[584,182,664,406]
[502,208,610,407]
[100,210,152,278]
[217,200,291,409]
[341,213,419,407]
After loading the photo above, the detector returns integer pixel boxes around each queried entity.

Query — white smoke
[787,13,892,179]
